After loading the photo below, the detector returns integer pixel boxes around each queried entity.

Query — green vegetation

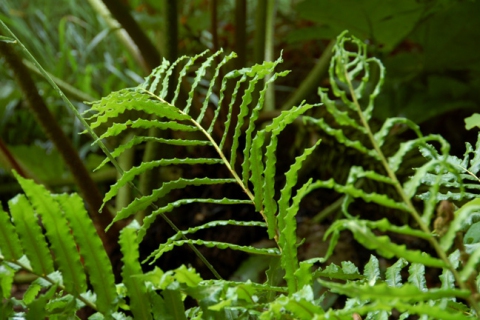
[1,1,480,319]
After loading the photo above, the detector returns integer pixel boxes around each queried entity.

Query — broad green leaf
[0,264,15,299]
[8,195,54,276]
[278,139,320,293]
[0,206,22,261]
[15,174,87,294]
[119,221,152,320]
[56,194,116,315]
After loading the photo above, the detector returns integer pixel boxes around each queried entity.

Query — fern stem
[264,0,276,111]
[344,67,480,315]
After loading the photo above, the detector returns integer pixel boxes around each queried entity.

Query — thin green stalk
[264,0,276,111]
[253,0,267,65]
[344,66,480,315]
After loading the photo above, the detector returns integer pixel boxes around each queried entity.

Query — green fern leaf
[56,194,116,315]
[14,174,87,295]
[242,70,290,186]
[326,220,446,268]
[119,221,152,320]
[98,119,198,140]
[307,179,409,212]
[108,178,237,228]
[312,262,363,281]
[278,141,320,293]
[230,55,284,169]
[260,102,319,239]
[146,240,280,264]
[7,195,54,276]
[408,262,426,291]
[250,130,267,215]
[363,255,381,286]
[0,264,15,300]
[95,136,212,171]
[0,206,22,261]
[305,117,375,157]
[373,118,422,148]
[385,258,408,288]
[141,58,170,92]
[440,251,460,290]
[197,51,236,124]
[102,158,224,207]
[139,199,255,241]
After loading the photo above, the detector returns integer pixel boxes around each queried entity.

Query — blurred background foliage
[1,0,479,205]
[0,0,479,277]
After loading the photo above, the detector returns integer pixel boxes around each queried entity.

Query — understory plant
[1,31,480,319]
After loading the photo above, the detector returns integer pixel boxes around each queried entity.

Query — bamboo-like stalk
[264,0,276,111]
[253,0,267,65]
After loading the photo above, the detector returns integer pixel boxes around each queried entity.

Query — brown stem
[0,137,29,179]
[0,40,120,255]
[100,0,160,71]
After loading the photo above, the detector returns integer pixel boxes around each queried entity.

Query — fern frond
[316,253,474,319]
[7,194,54,276]
[87,50,327,286]
[0,205,22,261]
[56,194,117,315]
[278,139,321,293]
[324,219,446,268]
[0,175,118,317]
[14,173,87,295]
[119,221,152,320]
[146,240,281,265]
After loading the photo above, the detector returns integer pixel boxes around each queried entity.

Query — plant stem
[253,0,267,66]
[0,257,97,310]
[264,0,276,111]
